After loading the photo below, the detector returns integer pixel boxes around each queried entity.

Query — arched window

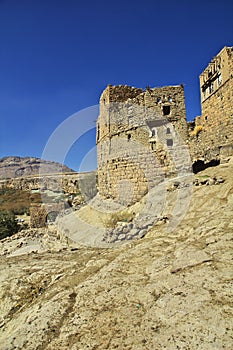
[46,211,59,223]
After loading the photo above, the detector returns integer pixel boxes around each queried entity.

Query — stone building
[189,46,233,166]
[96,84,191,204]
[97,46,233,202]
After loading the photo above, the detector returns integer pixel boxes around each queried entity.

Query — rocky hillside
[0,158,232,349]
[0,156,74,179]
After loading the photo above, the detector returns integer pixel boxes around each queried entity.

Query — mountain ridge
[0,156,75,179]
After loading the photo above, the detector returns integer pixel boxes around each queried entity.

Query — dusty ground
[0,159,232,349]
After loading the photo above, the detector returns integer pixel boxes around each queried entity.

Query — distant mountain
[0,156,75,179]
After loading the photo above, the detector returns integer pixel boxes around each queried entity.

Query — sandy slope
[0,159,232,349]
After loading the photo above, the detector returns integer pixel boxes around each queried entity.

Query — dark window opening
[151,129,156,137]
[97,124,100,141]
[128,134,131,141]
[166,139,173,147]
[205,116,208,121]
[209,83,214,94]
[192,159,220,174]
[151,142,156,150]
[163,106,170,116]
[166,127,171,134]
[46,211,59,223]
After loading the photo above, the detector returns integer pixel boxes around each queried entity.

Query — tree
[0,211,20,240]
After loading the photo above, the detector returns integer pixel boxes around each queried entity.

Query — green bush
[0,210,20,240]
[12,207,30,215]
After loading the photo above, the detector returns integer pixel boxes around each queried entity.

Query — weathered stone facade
[30,203,65,228]
[188,46,233,164]
[97,46,233,202]
[97,84,191,203]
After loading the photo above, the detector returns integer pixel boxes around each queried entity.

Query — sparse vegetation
[0,187,31,214]
[190,125,203,137]
[0,210,20,240]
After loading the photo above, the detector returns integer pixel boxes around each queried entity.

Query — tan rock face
[0,156,74,179]
[0,158,232,349]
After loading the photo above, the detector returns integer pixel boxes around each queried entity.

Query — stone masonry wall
[30,203,64,228]
[97,47,232,203]
[97,84,190,204]
[189,46,233,163]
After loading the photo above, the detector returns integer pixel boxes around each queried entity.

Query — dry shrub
[190,125,203,137]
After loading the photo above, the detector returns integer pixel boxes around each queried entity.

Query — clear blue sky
[0,0,232,171]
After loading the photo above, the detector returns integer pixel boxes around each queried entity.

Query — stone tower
[189,46,233,164]
[96,84,189,204]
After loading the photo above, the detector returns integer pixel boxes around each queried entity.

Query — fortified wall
[97,46,233,203]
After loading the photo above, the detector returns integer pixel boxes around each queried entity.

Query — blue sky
[0,0,232,171]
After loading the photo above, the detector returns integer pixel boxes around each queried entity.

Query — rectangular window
[163,106,170,116]
[209,82,214,94]
[217,73,222,86]
[167,139,173,147]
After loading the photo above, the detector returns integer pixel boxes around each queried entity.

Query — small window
[205,116,208,121]
[97,123,100,141]
[151,141,156,150]
[167,139,173,147]
[151,128,157,137]
[168,96,172,102]
[209,83,214,94]
[163,106,170,116]
[217,73,222,86]
[157,97,161,103]
[128,134,131,141]
[166,127,171,134]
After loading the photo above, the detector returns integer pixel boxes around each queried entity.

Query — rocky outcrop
[0,156,74,179]
[0,158,232,350]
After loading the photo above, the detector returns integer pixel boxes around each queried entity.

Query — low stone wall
[30,203,65,228]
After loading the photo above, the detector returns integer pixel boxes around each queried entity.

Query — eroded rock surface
[0,159,232,349]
